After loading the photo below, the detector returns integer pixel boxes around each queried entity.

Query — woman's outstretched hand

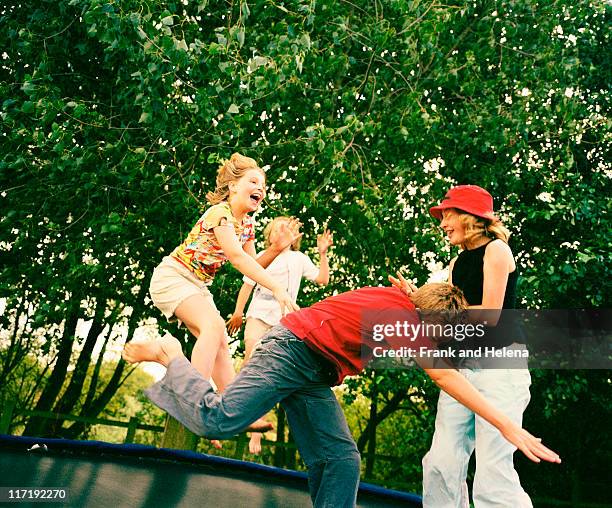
[501,421,561,464]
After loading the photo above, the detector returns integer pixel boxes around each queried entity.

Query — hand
[388,271,419,295]
[226,313,244,335]
[270,218,303,252]
[501,421,561,464]
[317,229,333,255]
[272,287,300,316]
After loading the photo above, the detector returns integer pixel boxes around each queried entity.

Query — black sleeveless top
[452,240,520,349]
[452,240,518,308]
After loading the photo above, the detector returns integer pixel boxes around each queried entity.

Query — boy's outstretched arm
[422,367,561,464]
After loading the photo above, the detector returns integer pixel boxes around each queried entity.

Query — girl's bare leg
[211,338,235,393]
[244,318,272,362]
[122,333,273,437]
[173,294,227,380]
[176,297,272,437]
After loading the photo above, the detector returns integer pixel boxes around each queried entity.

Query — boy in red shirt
[123,283,559,508]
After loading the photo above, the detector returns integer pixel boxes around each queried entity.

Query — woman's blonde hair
[454,210,510,249]
[263,216,302,251]
[206,152,265,205]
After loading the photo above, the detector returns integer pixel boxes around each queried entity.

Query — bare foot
[246,418,273,433]
[249,433,262,455]
[210,439,223,450]
[122,333,182,367]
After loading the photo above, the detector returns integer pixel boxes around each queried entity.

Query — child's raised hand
[317,230,333,254]
[226,313,244,335]
[270,218,303,252]
[388,271,419,296]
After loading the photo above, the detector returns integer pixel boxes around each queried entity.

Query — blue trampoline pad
[0,435,422,507]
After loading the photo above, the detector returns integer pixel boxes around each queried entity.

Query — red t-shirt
[281,286,434,384]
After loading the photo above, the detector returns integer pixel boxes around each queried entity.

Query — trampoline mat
[0,437,422,508]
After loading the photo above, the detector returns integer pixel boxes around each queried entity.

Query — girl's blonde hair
[454,210,511,249]
[206,152,265,205]
[263,216,302,251]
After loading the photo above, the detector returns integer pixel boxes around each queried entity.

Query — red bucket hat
[429,185,498,221]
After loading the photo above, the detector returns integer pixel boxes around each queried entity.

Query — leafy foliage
[0,0,609,502]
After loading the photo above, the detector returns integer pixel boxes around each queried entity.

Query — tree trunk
[81,322,113,414]
[45,300,107,435]
[161,415,199,451]
[23,304,79,437]
[357,390,408,451]
[0,292,27,387]
[0,287,41,394]
[61,358,128,439]
[286,430,297,470]
[61,313,140,439]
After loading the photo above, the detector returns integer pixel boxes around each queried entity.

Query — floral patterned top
[170,202,255,283]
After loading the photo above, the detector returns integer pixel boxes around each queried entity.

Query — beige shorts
[149,256,218,322]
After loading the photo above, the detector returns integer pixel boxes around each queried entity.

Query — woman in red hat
[391,184,532,507]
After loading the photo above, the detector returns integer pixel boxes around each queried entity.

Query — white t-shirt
[244,250,319,326]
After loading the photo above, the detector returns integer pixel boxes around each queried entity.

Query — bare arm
[214,225,299,314]
[254,218,304,268]
[255,246,283,269]
[448,256,457,285]
[466,240,514,326]
[241,237,281,269]
[389,243,512,325]
[423,366,560,464]
[315,252,330,285]
[227,282,255,335]
[314,230,333,285]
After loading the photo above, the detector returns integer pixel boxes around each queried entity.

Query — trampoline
[0,434,422,507]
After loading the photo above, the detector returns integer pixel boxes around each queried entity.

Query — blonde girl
[141,153,300,400]
[227,216,333,452]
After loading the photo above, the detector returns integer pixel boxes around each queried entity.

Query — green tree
[0,0,609,503]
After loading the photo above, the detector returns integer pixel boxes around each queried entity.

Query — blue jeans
[145,326,361,508]
[422,367,532,508]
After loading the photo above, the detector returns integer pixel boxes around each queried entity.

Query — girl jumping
[143,153,300,406]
